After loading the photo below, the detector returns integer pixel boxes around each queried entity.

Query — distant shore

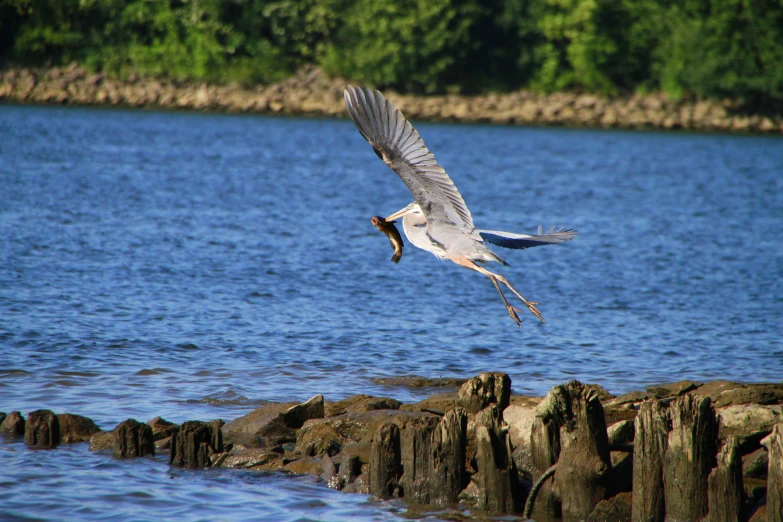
[2,63,781,134]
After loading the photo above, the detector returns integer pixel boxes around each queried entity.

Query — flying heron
[344,86,576,327]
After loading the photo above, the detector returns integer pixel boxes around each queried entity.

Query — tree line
[1,0,782,102]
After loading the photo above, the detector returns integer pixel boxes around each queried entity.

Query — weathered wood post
[632,399,670,522]
[428,407,467,505]
[369,422,401,498]
[707,435,743,522]
[663,394,716,522]
[170,420,223,468]
[401,416,437,503]
[115,419,155,457]
[24,409,60,449]
[552,381,612,522]
[762,423,783,522]
[530,401,562,519]
[474,404,523,513]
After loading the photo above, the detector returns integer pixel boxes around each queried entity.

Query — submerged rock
[89,431,115,452]
[370,376,467,389]
[57,413,100,443]
[0,411,25,438]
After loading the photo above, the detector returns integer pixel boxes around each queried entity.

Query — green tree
[318,0,481,93]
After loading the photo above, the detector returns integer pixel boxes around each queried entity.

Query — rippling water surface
[1,104,781,520]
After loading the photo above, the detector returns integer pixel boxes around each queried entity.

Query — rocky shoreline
[2,63,782,134]
[2,374,782,521]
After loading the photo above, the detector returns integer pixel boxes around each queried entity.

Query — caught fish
[371,216,404,263]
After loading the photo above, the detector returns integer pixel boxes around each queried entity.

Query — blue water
[1,104,781,520]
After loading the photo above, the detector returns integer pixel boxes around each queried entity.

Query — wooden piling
[24,409,60,449]
[663,394,716,522]
[632,399,669,522]
[428,407,467,505]
[530,408,562,519]
[369,422,401,498]
[707,435,743,522]
[401,416,436,503]
[762,424,783,522]
[552,382,612,522]
[170,420,223,468]
[474,404,523,513]
[115,419,155,458]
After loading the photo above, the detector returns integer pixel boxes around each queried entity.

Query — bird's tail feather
[479,227,577,250]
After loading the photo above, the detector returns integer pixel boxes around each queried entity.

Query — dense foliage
[2,0,782,100]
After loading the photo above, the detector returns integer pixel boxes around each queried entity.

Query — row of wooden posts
[11,379,783,521]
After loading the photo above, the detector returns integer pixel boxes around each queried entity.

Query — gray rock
[223,396,324,446]
[326,394,400,417]
[283,394,324,428]
[298,409,440,446]
[647,380,702,398]
[57,413,100,443]
[742,447,768,480]
[718,404,783,449]
[222,402,295,436]
[89,431,116,451]
[503,395,540,478]
[295,421,342,457]
[713,383,783,407]
[606,390,650,406]
[370,376,467,388]
[457,372,511,414]
[147,416,179,441]
[607,419,635,445]
[587,492,632,521]
[213,447,285,471]
[400,392,458,414]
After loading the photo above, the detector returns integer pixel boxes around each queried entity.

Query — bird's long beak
[385,206,415,222]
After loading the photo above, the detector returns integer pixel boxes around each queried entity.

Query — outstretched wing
[344,86,476,236]
[479,227,577,250]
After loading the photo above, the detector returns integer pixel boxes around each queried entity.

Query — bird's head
[385,202,422,222]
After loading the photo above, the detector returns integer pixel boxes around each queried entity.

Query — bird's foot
[522,299,545,323]
[506,305,525,328]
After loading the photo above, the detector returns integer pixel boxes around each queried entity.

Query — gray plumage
[344,85,576,327]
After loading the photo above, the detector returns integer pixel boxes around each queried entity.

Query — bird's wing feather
[344,86,476,235]
[479,228,577,250]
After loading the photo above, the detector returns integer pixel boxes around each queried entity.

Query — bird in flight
[344,86,575,327]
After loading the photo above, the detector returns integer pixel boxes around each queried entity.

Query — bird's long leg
[450,255,541,327]
[492,273,545,323]
[486,272,525,327]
